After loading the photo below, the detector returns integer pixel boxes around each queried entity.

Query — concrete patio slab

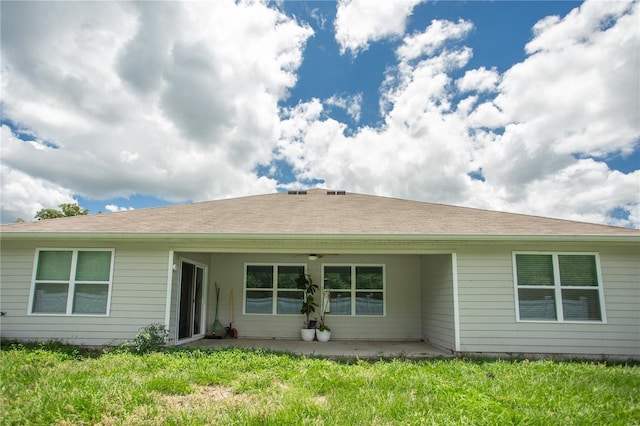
[184,338,453,360]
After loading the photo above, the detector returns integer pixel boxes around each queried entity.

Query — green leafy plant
[296,273,318,328]
[35,203,89,220]
[317,323,330,332]
[128,323,169,354]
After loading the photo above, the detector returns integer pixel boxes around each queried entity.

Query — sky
[1,0,639,228]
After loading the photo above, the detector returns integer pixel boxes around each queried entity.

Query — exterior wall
[0,240,170,346]
[208,253,423,340]
[3,235,637,357]
[420,254,455,351]
[455,242,640,358]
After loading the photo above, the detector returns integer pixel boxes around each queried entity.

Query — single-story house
[1,189,639,358]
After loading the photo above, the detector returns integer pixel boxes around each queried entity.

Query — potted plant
[316,290,331,342]
[296,273,318,341]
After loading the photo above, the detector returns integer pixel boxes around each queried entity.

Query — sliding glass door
[178,260,205,341]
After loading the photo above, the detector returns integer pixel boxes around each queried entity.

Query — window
[514,253,605,322]
[244,264,306,314]
[323,265,385,316]
[30,249,114,315]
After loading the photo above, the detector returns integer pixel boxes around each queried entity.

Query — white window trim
[243,263,307,315]
[28,248,115,317]
[512,251,607,324]
[321,263,386,317]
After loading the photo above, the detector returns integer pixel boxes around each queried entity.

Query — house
[1,189,639,359]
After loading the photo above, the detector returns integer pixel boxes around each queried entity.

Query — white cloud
[1,1,312,221]
[279,19,477,204]
[464,0,640,228]
[279,2,640,228]
[309,7,328,30]
[105,204,135,213]
[382,46,473,120]
[120,151,140,164]
[335,0,425,55]
[495,0,639,157]
[490,159,640,228]
[397,18,473,61]
[325,93,363,122]
[525,0,633,54]
[0,145,77,223]
[1,0,637,229]
[466,102,508,129]
[456,66,500,93]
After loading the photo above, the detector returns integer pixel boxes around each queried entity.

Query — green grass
[1,342,639,425]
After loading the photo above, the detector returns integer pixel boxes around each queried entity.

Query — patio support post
[452,253,461,352]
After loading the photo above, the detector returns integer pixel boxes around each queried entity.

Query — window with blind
[323,265,385,316]
[30,249,114,315]
[244,264,306,314]
[514,253,605,322]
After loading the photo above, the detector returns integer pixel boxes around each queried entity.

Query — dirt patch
[162,385,246,410]
[312,395,328,407]
[98,386,250,425]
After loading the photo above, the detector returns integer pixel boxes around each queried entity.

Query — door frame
[176,257,208,344]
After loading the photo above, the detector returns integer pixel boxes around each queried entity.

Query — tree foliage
[35,203,89,220]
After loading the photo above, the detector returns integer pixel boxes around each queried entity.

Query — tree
[35,203,89,220]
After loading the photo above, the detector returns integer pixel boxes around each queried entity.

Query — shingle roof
[2,189,639,237]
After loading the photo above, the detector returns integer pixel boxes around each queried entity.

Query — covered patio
[184,338,454,360]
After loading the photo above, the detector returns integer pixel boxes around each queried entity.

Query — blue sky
[1,0,638,227]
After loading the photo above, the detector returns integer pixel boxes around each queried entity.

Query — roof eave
[2,232,639,244]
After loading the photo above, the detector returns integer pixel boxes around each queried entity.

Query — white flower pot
[316,329,331,342]
[301,328,316,341]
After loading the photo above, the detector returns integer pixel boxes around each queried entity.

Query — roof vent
[327,190,346,195]
[288,190,307,195]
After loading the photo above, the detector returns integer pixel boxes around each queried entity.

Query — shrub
[128,323,169,354]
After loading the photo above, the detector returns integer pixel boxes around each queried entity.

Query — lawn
[1,342,638,425]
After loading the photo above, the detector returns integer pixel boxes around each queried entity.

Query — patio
[184,338,454,360]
